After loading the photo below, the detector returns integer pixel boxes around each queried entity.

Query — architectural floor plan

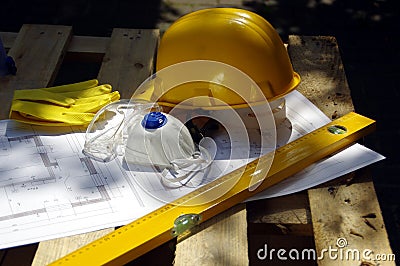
[0,121,162,248]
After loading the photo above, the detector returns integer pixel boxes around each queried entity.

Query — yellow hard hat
[136,8,300,109]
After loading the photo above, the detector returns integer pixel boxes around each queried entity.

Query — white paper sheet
[0,91,384,249]
[248,91,385,200]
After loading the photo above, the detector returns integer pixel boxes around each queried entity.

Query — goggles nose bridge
[82,100,158,162]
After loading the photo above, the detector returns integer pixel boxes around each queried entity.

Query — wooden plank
[0,24,72,119]
[2,32,109,63]
[309,177,395,265]
[68,35,108,54]
[247,192,311,225]
[31,229,114,266]
[31,28,160,266]
[248,222,313,237]
[288,36,355,120]
[97,28,159,99]
[1,32,109,54]
[288,35,394,265]
[174,204,249,266]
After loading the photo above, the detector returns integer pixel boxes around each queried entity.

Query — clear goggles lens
[82,99,160,162]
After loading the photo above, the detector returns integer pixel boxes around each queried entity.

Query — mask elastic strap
[161,145,212,187]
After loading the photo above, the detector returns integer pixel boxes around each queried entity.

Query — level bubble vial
[171,213,202,237]
[328,125,347,134]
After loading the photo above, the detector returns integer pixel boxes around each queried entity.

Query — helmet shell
[155,8,300,107]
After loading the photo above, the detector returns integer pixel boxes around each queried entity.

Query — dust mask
[125,111,211,186]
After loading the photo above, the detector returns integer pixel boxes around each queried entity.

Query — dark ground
[1,0,399,261]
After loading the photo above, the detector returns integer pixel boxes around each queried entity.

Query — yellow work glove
[10,79,120,126]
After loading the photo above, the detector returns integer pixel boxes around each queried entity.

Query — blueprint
[0,91,384,249]
[0,122,161,248]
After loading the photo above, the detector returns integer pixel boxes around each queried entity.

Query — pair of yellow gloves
[10,79,120,126]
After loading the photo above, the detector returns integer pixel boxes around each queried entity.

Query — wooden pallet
[0,25,394,265]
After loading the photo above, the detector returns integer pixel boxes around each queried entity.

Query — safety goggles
[82,99,159,162]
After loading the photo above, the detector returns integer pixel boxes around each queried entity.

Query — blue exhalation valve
[141,112,168,129]
[0,36,17,76]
